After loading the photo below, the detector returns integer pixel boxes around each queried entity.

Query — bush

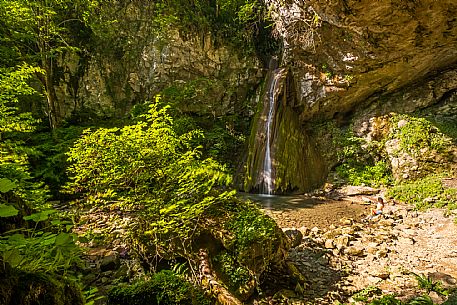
[321,122,393,187]
[387,175,457,210]
[107,270,210,305]
[390,115,452,154]
[66,101,235,257]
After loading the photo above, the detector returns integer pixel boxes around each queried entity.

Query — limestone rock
[339,186,380,196]
[345,246,364,257]
[324,239,334,249]
[100,251,120,272]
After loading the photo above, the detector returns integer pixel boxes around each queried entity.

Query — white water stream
[261,70,282,195]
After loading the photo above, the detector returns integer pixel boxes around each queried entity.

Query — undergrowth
[107,270,210,305]
[387,175,457,210]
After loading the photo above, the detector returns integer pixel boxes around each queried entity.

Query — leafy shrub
[225,204,278,251]
[412,272,449,296]
[390,115,452,154]
[0,141,49,211]
[321,122,393,187]
[0,203,80,274]
[25,126,85,196]
[387,175,457,210]
[368,294,403,305]
[336,160,392,187]
[66,101,235,256]
[107,270,210,305]
[352,286,382,302]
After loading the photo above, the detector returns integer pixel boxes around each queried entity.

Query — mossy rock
[0,262,83,305]
[197,200,289,300]
[107,270,210,305]
[213,250,255,301]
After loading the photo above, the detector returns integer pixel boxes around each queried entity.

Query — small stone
[273,289,296,300]
[345,246,364,256]
[335,236,350,249]
[365,242,380,254]
[325,239,335,249]
[378,219,395,227]
[298,226,310,236]
[323,228,342,239]
[340,218,353,225]
[397,119,408,128]
[376,249,388,258]
[428,291,445,304]
[311,226,320,234]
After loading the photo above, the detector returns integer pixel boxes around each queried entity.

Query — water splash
[260,70,282,195]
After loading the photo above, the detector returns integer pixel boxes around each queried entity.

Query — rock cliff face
[267,0,457,121]
[56,2,263,121]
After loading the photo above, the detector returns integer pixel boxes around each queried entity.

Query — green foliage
[368,294,403,305]
[390,115,453,155]
[0,0,103,127]
[0,207,80,273]
[407,295,434,305]
[26,126,85,196]
[66,101,235,257]
[107,270,210,305]
[336,160,392,187]
[412,272,449,296]
[352,286,382,302]
[150,0,270,52]
[387,175,457,210]
[0,64,41,135]
[214,251,251,291]
[225,204,278,251]
[322,122,393,187]
[0,140,49,210]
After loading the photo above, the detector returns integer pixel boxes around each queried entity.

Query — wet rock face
[268,0,457,121]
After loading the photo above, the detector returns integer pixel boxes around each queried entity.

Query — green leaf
[55,232,72,247]
[0,178,16,193]
[0,204,19,217]
[23,209,57,222]
[3,248,23,267]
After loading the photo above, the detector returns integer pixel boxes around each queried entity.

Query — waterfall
[260,70,283,194]
[244,66,326,195]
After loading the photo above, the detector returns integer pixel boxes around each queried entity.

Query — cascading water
[244,66,327,195]
[260,70,283,195]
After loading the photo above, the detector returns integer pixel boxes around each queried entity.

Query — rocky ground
[255,188,457,304]
[72,187,457,305]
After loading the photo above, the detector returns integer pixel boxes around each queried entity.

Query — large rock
[266,0,457,121]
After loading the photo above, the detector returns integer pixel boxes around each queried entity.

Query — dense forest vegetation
[1,0,456,304]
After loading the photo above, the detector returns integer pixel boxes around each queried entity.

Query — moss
[0,266,83,305]
[244,69,327,193]
[273,104,327,193]
[107,270,210,305]
[213,251,252,293]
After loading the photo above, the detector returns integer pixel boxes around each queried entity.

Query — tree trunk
[44,60,60,129]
